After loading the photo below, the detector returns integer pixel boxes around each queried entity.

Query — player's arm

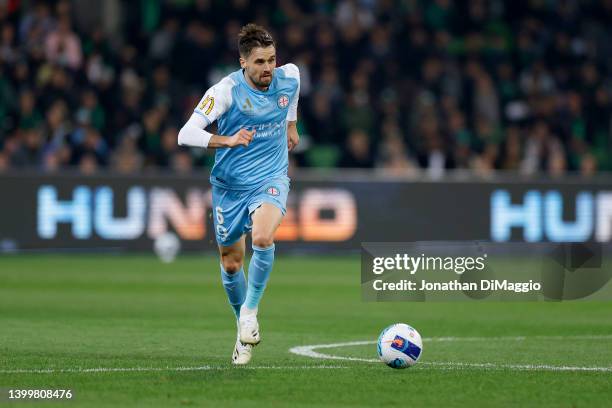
[209,129,254,148]
[179,113,254,149]
[287,120,299,151]
[178,78,254,149]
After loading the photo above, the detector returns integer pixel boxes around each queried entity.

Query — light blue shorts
[211,176,290,247]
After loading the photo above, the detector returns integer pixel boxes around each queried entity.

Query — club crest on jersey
[266,186,280,196]
[277,94,289,109]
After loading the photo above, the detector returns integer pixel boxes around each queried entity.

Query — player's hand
[228,129,255,148]
[287,129,299,151]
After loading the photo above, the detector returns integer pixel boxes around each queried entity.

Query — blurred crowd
[0,0,611,177]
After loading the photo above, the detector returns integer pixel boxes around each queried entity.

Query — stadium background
[0,0,610,177]
[1,1,612,407]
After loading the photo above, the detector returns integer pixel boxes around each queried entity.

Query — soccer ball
[377,323,423,369]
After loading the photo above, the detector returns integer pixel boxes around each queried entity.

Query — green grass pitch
[1,254,612,407]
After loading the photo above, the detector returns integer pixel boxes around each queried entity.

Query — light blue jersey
[191,63,299,246]
[194,64,300,190]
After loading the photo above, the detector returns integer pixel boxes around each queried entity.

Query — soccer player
[177,24,300,365]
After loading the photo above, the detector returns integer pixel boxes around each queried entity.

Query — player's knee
[252,231,274,249]
[221,256,243,274]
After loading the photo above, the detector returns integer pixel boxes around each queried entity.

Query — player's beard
[251,72,273,89]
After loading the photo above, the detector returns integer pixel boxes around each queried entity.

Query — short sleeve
[193,76,235,126]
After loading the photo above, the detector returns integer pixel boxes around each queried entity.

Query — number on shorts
[215,206,228,240]
[215,206,224,225]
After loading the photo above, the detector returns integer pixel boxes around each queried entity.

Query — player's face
[241,46,276,90]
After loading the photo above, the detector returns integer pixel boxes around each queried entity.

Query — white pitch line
[4,335,612,375]
[288,335,612,372]
[0,365,350,375]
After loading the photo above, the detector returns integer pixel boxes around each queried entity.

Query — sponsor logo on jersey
[199,96,215,115]
[277,94,289,109]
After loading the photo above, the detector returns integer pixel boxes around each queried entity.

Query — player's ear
[239,56,246,69]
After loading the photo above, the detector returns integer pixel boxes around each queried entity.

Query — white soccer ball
[377,323,423,369]
[153,232,181,263]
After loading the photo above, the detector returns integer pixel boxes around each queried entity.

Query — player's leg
[212,186,249,319]
[212,187,254,364]
[239,203,283,344]
[218,236,247,319]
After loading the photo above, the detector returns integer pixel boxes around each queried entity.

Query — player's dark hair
[238,23,275,57]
